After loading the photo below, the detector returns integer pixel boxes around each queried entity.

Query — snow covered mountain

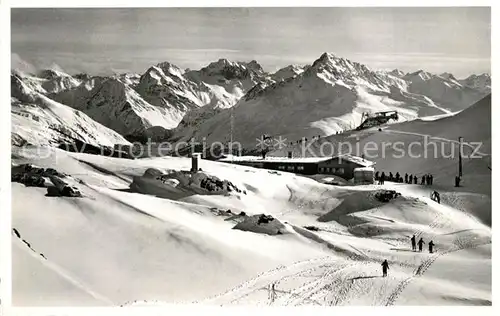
[11,73,130,147]
[271,64,307,82]
[11,53,489,149]
[169,53,489,148]
[12,59,270,143]
[12,69,82,95]
[459,73,491,94]
[402,70,485,110]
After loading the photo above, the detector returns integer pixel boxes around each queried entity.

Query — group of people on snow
[375,171,434,186]
[410,234,435,253]
[381,236,436,277]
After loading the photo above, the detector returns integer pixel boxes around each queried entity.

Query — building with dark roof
[218,154,375,180]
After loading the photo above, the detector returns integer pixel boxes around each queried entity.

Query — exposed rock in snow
[233,214,287,235]
[129,168,244,200]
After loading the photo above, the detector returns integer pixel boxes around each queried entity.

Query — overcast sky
[11,7,490,78]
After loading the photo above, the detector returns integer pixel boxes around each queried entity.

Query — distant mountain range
[11,52,490,149]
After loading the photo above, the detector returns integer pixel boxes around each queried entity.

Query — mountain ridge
[11,53,490,149]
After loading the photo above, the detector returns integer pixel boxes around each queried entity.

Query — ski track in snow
[205,188,490,307]
[11,146,491,306]
[13,236,115,306]
[384,234,491,306]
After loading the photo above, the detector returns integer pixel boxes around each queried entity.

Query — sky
[11,7,491,78]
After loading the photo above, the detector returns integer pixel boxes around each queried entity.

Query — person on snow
[405,173,408,184]
[381,259,389,277]
[421,175,426,185]
[430,174,434,185]
[395,172,401,182]
[389,172,394,181]
[429,240,435,253]
[375,171,380,181]
[380,172,386,185]
[418,238,425,252]
[413,176,418,184]
[269,283,277,302]
[408,174,413,184]
[431,190,441,204]
[411,234,416,251]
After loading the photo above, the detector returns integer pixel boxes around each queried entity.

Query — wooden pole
[458,136,463,178]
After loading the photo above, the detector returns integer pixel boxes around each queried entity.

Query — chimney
[191,153,201,172]
[288,151,293,159]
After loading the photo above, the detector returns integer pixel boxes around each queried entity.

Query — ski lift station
[218,154,375,181]
[356,110,399,131]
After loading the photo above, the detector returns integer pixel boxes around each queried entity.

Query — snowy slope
[12,69,82,95]
[11,143,491,306]
[11,74,130,147]
[78,77,187,136]
[269,94,491,199]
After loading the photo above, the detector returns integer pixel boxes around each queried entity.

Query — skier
[381,259,389,277]
[411,234,416,251]
[429,240,435,254]
[418,238,425,252]
[431,190,441,204]
[271,283,277,302]
[405,173,408,184]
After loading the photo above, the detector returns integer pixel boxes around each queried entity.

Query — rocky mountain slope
[169,53,489,148]
[11,73,130,148]
[11,53,489,150]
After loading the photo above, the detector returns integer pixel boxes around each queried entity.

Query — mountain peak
[155,62,184,77]
[245,60,265,74]
[200,58,257,80]
[38,68,71,79]
[389,69,406,77]
[312,52,337,67]
[439,72,457,81]
[466,73,490,80]
[405,69,433,81]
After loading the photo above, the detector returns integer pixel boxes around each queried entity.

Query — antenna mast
[230,106,234,163]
